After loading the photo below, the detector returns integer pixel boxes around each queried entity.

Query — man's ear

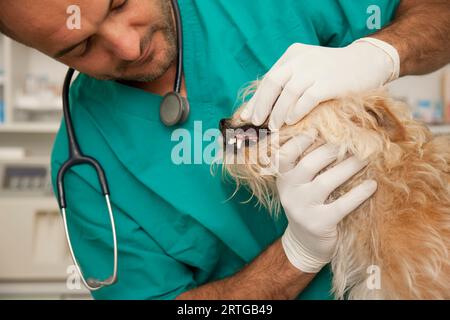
[364,97,406,142]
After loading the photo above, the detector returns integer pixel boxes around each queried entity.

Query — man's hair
[0,17,8,35]
[0,14,13,38]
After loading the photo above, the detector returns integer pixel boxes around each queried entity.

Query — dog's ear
[364,97,406,142]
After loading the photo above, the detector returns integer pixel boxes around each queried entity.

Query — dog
[219,86,450,299]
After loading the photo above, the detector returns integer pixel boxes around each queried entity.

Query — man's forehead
[1,0,108,48]
[2,0,73,26]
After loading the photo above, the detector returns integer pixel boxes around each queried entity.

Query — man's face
[0,0,177,81]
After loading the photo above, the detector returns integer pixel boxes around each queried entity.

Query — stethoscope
[57,0,188,291]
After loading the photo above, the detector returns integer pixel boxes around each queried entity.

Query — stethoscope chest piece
[160,91,190,126]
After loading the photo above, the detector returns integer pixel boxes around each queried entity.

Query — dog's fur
[221,88,450,299]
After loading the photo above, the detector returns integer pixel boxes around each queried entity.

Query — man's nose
[100,24,141,61]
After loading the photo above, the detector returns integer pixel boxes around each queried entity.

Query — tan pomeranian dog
[219,87,450,299]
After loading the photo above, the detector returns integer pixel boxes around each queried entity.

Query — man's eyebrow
[53,0,114,59]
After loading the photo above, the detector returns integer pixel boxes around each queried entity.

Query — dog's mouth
[219,119,270,152]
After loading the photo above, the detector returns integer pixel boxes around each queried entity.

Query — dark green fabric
[51,0,399,300]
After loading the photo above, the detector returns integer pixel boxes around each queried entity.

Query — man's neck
[122,63,187,97]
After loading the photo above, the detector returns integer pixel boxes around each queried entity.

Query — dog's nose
[219,118,228,132]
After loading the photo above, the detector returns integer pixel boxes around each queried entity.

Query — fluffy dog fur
[221,88,450,299]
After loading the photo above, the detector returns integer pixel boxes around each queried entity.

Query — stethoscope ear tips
[86,276,117,290]
[87,278,103,289]
[160,92,190,127]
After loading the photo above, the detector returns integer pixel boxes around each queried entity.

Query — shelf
[0,281,91,299]
[0,155,50,164]
[15,95,62,111]
[0,196,56,206]
[0,122,59,133]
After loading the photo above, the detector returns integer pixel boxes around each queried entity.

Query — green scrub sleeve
[53,164,197,300]
[303,0,401,47]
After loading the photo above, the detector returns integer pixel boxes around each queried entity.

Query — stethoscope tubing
[57,68,118,290]
[172,0,183,94]
[57,0,185,291]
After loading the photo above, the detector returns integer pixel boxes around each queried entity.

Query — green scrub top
[51,0,399,300]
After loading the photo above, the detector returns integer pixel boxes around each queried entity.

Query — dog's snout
[219,118,226,131]
[219,118,230,133]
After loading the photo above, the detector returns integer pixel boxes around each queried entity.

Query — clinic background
[0,33,449,299]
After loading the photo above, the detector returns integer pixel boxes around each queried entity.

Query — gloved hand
[240,37,400,130]
[277,132,377,273]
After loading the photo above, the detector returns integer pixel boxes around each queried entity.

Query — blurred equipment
[14,73,62,123]
[0,158,52,197]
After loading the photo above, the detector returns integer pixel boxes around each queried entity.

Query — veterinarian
[1,0,449,299]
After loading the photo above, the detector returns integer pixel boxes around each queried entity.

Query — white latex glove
[240,37,400,130]
[277,132,377,273]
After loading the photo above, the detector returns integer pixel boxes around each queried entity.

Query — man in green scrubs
[1,0,449,299]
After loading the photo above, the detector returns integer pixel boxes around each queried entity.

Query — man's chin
[114,56,176,82]
[99,68,167,83]
[113,74,159,83]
